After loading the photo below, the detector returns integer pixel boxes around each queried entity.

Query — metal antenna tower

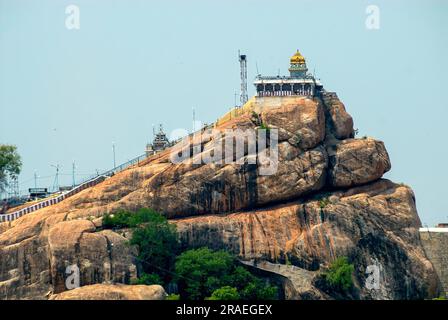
[51,164,60,192]
[239,50,248,106]
[34,171,38,188]
[112,142,116,168]
[72,160,76,187]
[7,177,19,199]
[192,107,196,132]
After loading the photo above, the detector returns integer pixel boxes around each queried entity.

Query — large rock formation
[49,284,166,300]
[0,94,441,299]
[328,138,391,187]
[174,179,438,299]
[0,212,138,299]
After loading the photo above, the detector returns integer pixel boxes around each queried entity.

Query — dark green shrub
[130,208,166,227]
[102,210,133,229]
[131,272,163,285]
[175,248,234,300]
[206,286,240,300]
[323,257,354,292]
[166,294,180,300]
[103,208,165,229]
[175,248,278,300]
[129,210,179,284]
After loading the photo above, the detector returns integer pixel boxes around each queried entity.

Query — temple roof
[290,50,306,64]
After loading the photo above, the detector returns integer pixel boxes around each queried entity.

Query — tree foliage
[206,286,240,300]
[103,208,165,229]
[131,272,163,286]
[0,145,22,192]
[128,209,179,284]
[323,256,354,292]
[175,248,278,300]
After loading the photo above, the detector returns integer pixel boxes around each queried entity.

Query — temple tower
[288,50,308,78]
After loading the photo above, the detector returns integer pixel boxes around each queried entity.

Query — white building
[254,50,323,97]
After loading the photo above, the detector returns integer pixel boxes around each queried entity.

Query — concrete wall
[420,228,448,297]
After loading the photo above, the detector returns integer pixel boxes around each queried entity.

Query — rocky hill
[0,94,441,299]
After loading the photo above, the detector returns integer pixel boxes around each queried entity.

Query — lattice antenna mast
[192,107,196,133]
[51,164,60,192]
[7,177,19,199]
[72,160,76,187]
[239,50,248,106]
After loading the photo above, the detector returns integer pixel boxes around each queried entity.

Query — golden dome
[290,50,306,64]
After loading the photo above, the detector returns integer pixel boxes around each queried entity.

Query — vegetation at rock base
[174,247,279,300]
[322,256,355,292]
[103,208,165,229]
[104,209,279,300]
[128,210,179,284]
[103,208,179,285]
[206,286,240,300]
[0,144,22,193]
[130,272,163,286]
[166,294,180,300]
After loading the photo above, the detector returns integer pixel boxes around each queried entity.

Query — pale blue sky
[0,0,447,226]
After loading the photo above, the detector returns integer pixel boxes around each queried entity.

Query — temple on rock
[145,124,170,156]
[254,50,323,97]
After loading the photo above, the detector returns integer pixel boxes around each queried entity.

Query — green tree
[225,266,277,300]
[103,208,165,229]
[128,208,166,227]
[175,248,234,300]
[103,210,133,229]
[175,248,279,300]
[206,286,240,300]
[131,272,162,285]
[129,211,179,284]
[324,256,354,292]
[0,145,22,193]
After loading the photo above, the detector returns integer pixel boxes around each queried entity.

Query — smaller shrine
[146,124,170,156]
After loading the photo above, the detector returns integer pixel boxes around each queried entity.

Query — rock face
[321,92,354,140]
[420,230,448,297]
[0,94,440,300]
[174,179,438,299]
[328,138,391,187]
[49,284,166,300]
[0,212,138,299]
[260,98,325,149]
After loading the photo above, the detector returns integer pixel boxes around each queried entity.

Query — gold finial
[290,49,306,64]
